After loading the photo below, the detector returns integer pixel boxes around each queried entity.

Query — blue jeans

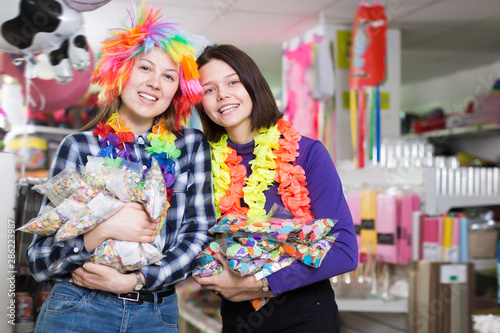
[34,282,179,333]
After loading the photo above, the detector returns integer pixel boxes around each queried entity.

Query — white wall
[401,59,500,115]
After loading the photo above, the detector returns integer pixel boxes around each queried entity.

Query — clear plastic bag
[54,193,125,242]
[16,199,86,236]
[33,167,98,206]
[92,238,164,273]
[139,158,167,220]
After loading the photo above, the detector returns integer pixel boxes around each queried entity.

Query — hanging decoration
[63,0,111,12]
[0,0,95,84]
[349,0,387,168]
[283,41,320,140]
[0,0,116,114]
[312,14,335,103]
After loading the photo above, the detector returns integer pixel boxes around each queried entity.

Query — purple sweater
[228,136,358,295]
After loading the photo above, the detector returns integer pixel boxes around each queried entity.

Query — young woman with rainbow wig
[28,4,216,332]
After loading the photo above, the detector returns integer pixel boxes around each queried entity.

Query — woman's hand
[192,253,273,302]
[84,202,159,251]
[70,262,138,294]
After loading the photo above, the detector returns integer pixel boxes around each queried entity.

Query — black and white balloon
[0,0,94,83]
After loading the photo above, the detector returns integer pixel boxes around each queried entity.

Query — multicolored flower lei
[209,119,313,221]
[93,112,180,201]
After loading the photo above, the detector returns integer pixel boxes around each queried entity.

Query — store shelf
[471,258,497,271]
[6,125,75,142]
[338,165,424,187]
[423,168,500,214]
[337,298,408,313]
[404,123,500,139]
[427,194,500,214]
[177,298,222,333]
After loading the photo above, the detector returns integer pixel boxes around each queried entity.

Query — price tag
[440,264,467,284]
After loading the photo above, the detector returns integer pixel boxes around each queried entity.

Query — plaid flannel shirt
[27,126,216,291]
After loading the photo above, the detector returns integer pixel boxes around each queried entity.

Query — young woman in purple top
[193,44,358,332]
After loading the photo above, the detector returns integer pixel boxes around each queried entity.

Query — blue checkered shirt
[27,126,216,291]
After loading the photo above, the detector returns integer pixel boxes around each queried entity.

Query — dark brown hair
[195,44,282,142]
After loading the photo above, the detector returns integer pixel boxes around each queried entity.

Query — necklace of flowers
[93,111,181,202]
[209,118,313,221]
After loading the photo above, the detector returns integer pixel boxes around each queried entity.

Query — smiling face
[199,59,258,144]
[119,47,180,134]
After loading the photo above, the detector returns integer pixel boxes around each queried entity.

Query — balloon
[63,0,111,12]
[0,0,92,83]
[0,49,95,114]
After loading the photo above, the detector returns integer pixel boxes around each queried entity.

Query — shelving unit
[339,122,500,215]
[6,125,75,142]
[403,123,500,139]
[5,125,76,179]
[423,167,500,215]
[337,123,500,318]
[402,122,500,214]
[336,298,408,313]
[337,165,424,188]
[406,123,500,166]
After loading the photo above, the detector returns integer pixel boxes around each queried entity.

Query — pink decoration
[284,42,319,139]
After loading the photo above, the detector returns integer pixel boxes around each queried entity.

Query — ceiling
[80,0,500,90]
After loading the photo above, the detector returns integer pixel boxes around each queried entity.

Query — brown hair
[195,44,282,142]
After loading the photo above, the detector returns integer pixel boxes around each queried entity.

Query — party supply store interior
[1,1,500,333]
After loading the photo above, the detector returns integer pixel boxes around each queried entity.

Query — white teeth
[139,92,157,101]
[219,104,238,113]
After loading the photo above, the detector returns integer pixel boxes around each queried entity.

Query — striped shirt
[27,126,216,291]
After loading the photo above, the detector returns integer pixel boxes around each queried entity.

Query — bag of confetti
[221,237,268,261]
[138,158,167,220]
[237,235,279,253]
[196,204,342,311]
[253,255,296,280]
[83,156,144,203]
[33,167,98,206]
[210,214,297,242]
[195,241,222,266]
[231,248,288,276]
[288,218,337,243]
[228,256,269,277]
[280,233,339,267]
[92,239,164,273]
[54,193,125,242]
[81,157,113,193]
[17,199,86,236]
[105,164,144,202]
[192,260,223,278]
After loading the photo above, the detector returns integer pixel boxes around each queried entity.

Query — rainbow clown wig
[91,4,203,130]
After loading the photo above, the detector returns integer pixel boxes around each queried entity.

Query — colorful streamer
[349,0,387,168]
[350,90,358,169]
